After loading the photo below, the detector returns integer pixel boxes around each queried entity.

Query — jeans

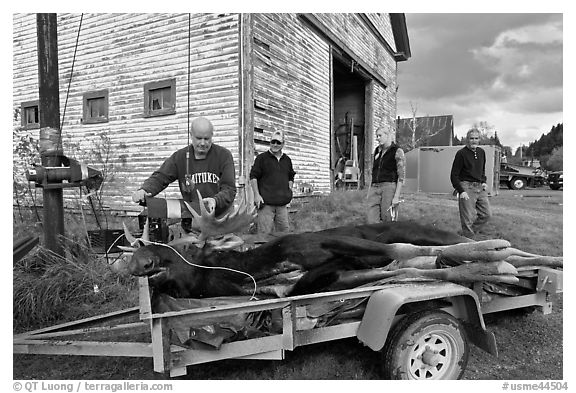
[257,204,290,234]
[458,181,492,236]
[367,182,398,223]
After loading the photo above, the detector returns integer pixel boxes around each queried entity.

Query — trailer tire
[381,310,469,380]
[509,177,526,190]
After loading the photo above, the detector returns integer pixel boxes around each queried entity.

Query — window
[82,90,109,124]
[21,100,40,129]
[144,79,176,117]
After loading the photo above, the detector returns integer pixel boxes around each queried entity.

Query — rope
[57,13,83,149]
[186,13,191,178]
[142,240,258,300]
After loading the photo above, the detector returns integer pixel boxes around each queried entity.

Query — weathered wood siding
[251,14,331,192]
[314,13,397,87]
[13,13,404,213]
[365,13,396,52]
[12,13,241,214]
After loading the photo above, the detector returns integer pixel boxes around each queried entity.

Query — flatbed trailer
[13,266,562,380]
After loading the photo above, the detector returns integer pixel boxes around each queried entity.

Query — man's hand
[132,189,151,204]
[459,191,470,201]
[202,197,216,214]
[254,194,264,209]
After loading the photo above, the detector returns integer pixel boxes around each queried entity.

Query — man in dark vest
[367,125,405,222]
[450,128,492,238]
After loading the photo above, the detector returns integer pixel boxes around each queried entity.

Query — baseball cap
[270,131,284,143]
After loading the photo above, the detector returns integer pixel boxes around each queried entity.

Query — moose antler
[117,217,151,252]
[183,189,257,243]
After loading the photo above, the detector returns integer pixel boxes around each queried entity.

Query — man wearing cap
[132,116,236,231]
[250,131,296,234]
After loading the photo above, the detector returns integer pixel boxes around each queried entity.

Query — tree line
[453,123,563,171]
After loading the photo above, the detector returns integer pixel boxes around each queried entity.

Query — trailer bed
[13,266,562,378]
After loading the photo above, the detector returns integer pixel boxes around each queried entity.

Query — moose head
[109,190,257,296]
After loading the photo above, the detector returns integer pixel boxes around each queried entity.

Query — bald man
[132,117,236,231]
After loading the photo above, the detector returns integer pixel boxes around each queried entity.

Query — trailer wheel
[381,310,469,380]
[509,177,526,190]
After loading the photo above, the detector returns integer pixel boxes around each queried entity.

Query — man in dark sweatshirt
[450,128,492,238]
[132,117,236,231]
[250,130,296,234]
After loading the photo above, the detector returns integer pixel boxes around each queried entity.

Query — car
[548,171,563,190]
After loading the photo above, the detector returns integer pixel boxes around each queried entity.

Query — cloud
[472,20,563,92]
[397,13,563,150]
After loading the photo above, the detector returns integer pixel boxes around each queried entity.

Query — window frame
[143,78,176,118]
[82,89,109,124]
[20,100,40,130]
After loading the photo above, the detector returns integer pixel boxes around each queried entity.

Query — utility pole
[409,101,418,150]
[37,13,64,258]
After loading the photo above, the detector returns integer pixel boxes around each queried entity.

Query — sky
[396,13,563,152]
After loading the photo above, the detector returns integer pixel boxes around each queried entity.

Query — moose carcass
[117,192,562,299]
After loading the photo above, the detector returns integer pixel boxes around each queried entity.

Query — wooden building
[12,13,411,216]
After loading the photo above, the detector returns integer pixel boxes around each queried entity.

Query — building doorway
[332,57,368,190]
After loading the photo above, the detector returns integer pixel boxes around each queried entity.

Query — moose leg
[504,254,563,268]
[288,258,372,296]
[324,261,519,292]
[322,236,512,262]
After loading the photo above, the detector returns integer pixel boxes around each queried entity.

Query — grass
[13,209,139,332]
[12,187,563,379]
[292,188,562,257]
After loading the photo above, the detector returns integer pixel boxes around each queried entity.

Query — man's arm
[481,149,488,190]
[136,152,180,202]
[481,149,487,184]
[250,178,263,208]
[249,155,264,207]
[288,158,296,183]
[288,157,296,194]
[212,149,236,211]
[450,151,465,194]
[393,149,406,203]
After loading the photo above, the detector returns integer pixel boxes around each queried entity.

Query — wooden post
[36,13,64,257]
[329,49,335,190]
[239,13,254,183]
[364,80,374,188]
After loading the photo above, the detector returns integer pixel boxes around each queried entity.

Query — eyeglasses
[270,140,283,145]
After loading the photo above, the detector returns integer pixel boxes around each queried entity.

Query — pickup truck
[500,163,546,190]
[548,171,563,190]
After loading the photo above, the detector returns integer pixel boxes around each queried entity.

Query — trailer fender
[357,282,497,356]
